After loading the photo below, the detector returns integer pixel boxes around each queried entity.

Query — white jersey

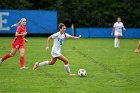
[51,32,71,57]
[113,22,124,33]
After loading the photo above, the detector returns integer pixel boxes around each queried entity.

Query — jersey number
[58,38,62,45]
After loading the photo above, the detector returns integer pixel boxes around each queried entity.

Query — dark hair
[58,23,66,37]
[58,23,65,31]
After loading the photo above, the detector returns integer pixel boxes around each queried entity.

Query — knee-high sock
[114,38,118,47]
[20,56,24,68]
[64,64,71,74]
[38,61,49,67]
[1,54,11,61]
[117,39,120,47]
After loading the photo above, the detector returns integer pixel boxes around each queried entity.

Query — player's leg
[117,36,121,48]
[33,57,57,70]
[114,35,119,48]
[136,41,140,49]
[57,55,75,76]
[0,48,18,64]
[19,48,27,69]
[134,41,140,54]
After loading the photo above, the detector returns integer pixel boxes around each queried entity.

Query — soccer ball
[78,69,86,77]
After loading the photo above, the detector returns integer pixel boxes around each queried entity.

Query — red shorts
[12,38,24,49]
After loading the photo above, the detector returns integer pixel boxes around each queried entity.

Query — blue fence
[0,10,57,34]
[122,28,140,38]
[75,28,140,38]
[0,10,140,38]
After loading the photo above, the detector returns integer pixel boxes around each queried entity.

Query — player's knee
[10,53,14,57]
[49,62,55,65]
[64,60,68,65]
[20,53,24,57]
[49,63,54,65]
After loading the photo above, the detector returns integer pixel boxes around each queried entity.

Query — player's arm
[65,33,81,39]
[46,36,52,51]
[112,27,115,35]
[15,26,27,36]
[70,36,80,39]
[122,23,126,31]
[24,38,28,43]
[123,26,126,31]
[15,32,27,36]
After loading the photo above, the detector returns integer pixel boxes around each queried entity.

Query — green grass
[0,37,140,93]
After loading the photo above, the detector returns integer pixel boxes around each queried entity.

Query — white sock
[0,58,2,64]
[38,61,49,67]
[0,59,2,64]
[114,38,118,47]
[64,64,71,74]
[117,39,120,47]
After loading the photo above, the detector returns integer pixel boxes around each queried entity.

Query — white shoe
[33,62,39,70]
[114,46,119,48]
[20,66,28,70]
[68,73,76,76]
[0,58,3,64]
[135,49,140,54]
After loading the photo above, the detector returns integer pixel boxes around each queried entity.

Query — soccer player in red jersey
[0,18,28,69]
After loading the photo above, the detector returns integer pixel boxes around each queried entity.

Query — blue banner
[76,28,140,38]
[0,10,57,34]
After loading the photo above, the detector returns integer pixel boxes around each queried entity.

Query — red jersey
[12,26,27,49]
[16,25,27,40]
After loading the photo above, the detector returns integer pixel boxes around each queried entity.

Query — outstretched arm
[46,36,52,51]
[70,36,80,39]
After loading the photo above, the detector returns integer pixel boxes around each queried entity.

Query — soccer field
[0,37,140,93]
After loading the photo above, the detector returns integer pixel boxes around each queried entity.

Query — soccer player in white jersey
[33,23,80,76]
[112,17,126,48]
[134,41,140,54]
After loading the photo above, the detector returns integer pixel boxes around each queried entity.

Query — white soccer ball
[78,69,86,77]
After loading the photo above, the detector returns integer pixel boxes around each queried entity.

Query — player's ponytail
[11,18,26,27]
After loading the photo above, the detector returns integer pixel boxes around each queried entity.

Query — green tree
[0,0,140,27]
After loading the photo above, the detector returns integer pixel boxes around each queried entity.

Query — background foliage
[0,0,140,27]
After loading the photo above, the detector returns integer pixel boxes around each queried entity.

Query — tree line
[0,0,140,28]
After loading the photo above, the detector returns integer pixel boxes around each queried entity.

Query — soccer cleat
[20,66,28,70]
[135,49,140,54]
[33,62,39,70]
[68,73,76,76]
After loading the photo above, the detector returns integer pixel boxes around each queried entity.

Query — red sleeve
[16,26,22,33]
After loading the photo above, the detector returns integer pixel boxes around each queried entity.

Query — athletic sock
[1,54,11,61]
[117,39,120,47]
[0,58,2,64]
[64,64,71,74]
[38,61,49,67]
[20,56,24,68]
[114,38,118,48]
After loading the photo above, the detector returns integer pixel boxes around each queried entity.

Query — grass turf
[0,37,140,93]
